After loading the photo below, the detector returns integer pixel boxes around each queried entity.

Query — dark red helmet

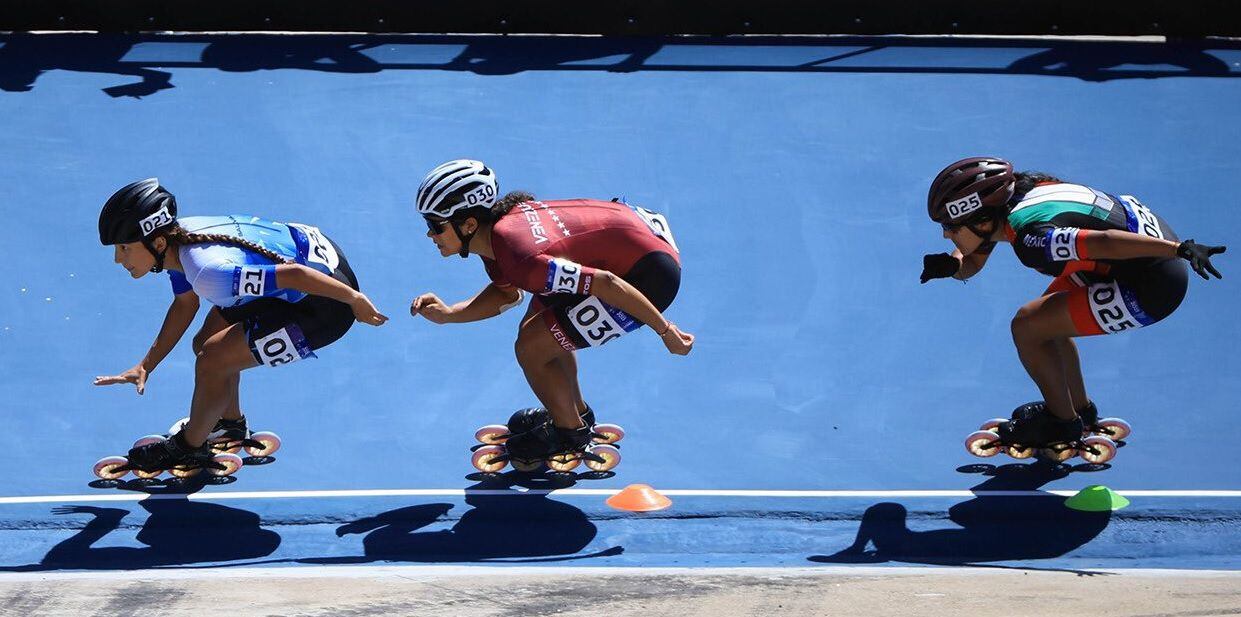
[927,157,1015,225]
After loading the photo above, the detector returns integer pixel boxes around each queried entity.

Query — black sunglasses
[425,217,451,235]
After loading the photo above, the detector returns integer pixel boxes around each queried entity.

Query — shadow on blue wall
[1,35,1236,98]
[808,461,1112,572]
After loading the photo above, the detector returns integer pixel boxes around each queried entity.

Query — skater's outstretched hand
[350,292,389,326]
[93,363,149,395]
[920,252,960,284]
[659,323,694,355]
[410,292,455,324]
[1177,239,1226,280]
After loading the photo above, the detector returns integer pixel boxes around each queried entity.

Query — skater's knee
[195,339,238,375]
[191,330,209,355]
[1010,306,1043,343]
[514,325,556,366]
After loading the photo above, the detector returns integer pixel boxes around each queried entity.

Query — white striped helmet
[415,159,498,219]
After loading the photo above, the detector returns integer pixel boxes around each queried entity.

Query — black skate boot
[127,432,221,475]
[998,412,1083,446]
[1077,402,1099,427]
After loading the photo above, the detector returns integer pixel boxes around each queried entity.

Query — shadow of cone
[606,484,672,512]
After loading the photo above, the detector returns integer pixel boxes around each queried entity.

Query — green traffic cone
[1065,485,1130,511]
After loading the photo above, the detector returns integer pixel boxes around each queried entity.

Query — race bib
[567,296,640,348]
[139,206,174,237]
[1086,280,1153,335]
[546,258,587,294]
[945,192,983,220]
[1120,196,1165,240]
[234,266,269,297]
[252,325,317,367]
[631,206,680,253]
[290,223,340,271]
[1046,227,1082,262]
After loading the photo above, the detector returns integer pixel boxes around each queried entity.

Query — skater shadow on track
[299,475,621,564]
[0,497,281,572]
[808,461,1112,573]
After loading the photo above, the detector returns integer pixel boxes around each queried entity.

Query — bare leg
[1052,338,1089,410]
[182,323,259,446]
[193,309,244,422]
[554,352,587,416]
[515,308,585,430]
[1010,292,1086,421]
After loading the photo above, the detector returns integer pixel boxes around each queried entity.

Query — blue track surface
[1,34,1239,572]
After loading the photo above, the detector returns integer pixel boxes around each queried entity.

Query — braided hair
[163,225,291,264]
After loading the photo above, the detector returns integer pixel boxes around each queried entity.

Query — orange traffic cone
[606,484,672,512]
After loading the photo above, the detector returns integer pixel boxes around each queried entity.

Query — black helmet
[98,178,178,246]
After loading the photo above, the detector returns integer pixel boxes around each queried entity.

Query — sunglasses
[425,217,451,235]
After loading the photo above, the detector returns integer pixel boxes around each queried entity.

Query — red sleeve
[512,254,599,295]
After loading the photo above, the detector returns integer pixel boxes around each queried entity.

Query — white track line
[1,488,1240,505]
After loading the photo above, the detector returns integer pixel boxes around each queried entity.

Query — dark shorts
[535,251,681,352]
[218,239,359,366]
[1046,203,1188,336]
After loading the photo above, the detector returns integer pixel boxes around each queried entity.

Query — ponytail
[163,226,290,264]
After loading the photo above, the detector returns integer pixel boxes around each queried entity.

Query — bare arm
[412,283,523,324]
[276,263,388,325]
[590,269,693,354]
[1082,230,1178,261]
[953,248,992,280]
[94,290,199,393]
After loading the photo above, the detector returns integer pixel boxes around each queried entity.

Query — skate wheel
[585,444,621,472]
[167,417,190,436]
[511,459,544,473]
[132,434,166,450]
[472,445,508,473]
[1005,444,1035,459]
[213,439,243,455]
[965,430,1000,457]
[474,424,511,445]
[547,453,581,472]
[133,467,163,479]
[169,465,202,479]
[208,453,244,477]
[1096,418,1131,441]
[979,418,1007,432]
[1078,436,1117,464]
[93,456,130,480]
[245,431,282,457]
[592,423,625,445]
[1040,445,1076,463]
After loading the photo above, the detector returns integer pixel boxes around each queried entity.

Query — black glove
[920,253,961,284]
[1176,239,1226,280]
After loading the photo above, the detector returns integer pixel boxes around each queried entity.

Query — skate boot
[474,407,624,448]
[471,415,621,474]
[965,403,1117,464]
[168,415,282,458]
[93,431,245,481]
[1076,401,1132,442]
[579,405,625,445]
